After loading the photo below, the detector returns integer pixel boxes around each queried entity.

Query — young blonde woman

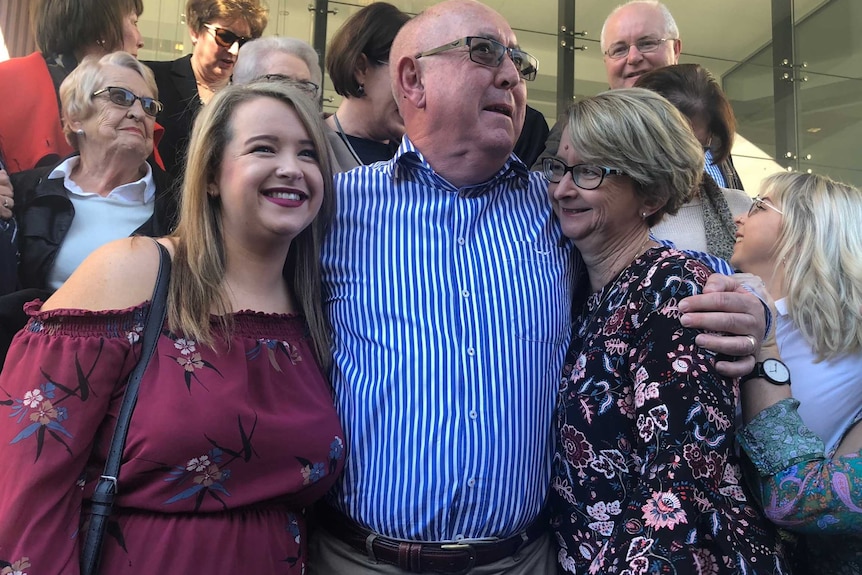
[0,81,344,574]
[733,172,862,572]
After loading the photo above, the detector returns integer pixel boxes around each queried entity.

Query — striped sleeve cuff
[737,398,825,476]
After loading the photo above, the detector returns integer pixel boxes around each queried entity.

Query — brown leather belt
[316,504,548,574]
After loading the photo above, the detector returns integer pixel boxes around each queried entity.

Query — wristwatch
[741,358,791,385]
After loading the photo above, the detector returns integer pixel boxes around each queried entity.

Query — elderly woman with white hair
[545,88,789,574]
[232,36,322,101]
[0,51,177,366]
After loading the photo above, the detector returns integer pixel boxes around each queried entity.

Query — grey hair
[600,0,679,52]
[60,51,158,150]
[233,36,322,95]
[564,87,703,226]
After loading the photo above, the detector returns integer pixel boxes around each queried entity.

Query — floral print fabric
[0,302,344,574]
[550,247,788,574]
[739,398,862,572]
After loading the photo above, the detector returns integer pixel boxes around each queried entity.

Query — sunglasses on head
[204,23,251,49]
[92,86,163,116]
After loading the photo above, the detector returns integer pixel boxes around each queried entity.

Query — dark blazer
[144,55,202,189]
[514,105,550,169]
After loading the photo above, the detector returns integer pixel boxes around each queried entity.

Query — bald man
[313,1,767,573]
[533,0,744,190]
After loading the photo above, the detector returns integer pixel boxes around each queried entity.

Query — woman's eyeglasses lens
[262,74,320,96]
[205,24,250,49]
[542,158,606,189]
[747,196,783,217]
[93,86,162,116]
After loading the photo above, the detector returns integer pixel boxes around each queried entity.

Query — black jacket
[10,156,177,289]
[0,156,177,370]
[144,55,202,189]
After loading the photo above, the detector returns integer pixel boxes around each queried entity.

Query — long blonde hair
[765,172,862,361]
[168,81,335,369]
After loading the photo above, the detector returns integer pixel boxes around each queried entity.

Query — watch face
[763,358,791,383]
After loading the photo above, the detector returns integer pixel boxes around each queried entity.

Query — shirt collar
[774,297,789,317]
[49,155,155,204]
[389,136,530,196]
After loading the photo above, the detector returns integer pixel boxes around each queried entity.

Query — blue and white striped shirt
[704,149,727,188]
[321,137,574,541]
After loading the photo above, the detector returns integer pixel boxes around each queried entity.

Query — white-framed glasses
[747,196,784,217]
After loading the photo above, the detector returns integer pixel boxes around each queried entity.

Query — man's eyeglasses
[262,74,320,97]
[542,158,624,190]
[747,196,784,217]
[204,23,251,49]
[604,37,675,60]
[92,86,163,117]
[415,36,538,81]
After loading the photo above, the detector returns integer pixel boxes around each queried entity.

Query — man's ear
[672,38,682,63]
[395,56,426,110]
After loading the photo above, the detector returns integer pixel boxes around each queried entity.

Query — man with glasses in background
[311,1,767,574]
[532,0,681,170]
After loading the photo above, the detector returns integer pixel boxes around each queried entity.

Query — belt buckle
[438,543,475,575]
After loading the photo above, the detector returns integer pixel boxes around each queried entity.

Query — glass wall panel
[132,0,862,189]
[795,0,862,187]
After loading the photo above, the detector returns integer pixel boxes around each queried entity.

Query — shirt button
[461,290,470,298]
[469,410,478,420]
[457,237,466,245]
[467,348,475,356]
[467,478,476,487]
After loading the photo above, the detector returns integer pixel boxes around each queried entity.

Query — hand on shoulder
[42,237,174,312]
[678,272,767,378]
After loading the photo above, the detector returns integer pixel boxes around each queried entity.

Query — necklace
[195,80,218,92]
[578,235,653,337]
[333,113,363,166]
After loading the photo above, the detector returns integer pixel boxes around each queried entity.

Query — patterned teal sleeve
[737,398,825,476]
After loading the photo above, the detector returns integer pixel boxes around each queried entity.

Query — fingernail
[680,314,692,326]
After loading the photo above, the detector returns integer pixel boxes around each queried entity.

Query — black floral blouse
[550,247,789,574]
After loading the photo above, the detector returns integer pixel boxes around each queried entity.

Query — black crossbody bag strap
[80,242,172,575]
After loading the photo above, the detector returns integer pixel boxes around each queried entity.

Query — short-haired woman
[232,36,322,102]
[635,63,751,263]
[324,2,411,169]
[0,81,344,573]
[545,88,789,574]
[734,172,862,573]
[144,0,268,186]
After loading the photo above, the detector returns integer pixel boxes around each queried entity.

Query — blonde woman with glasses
[732,171,862,572]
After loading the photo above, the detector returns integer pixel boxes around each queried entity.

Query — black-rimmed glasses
[604,37,675,60]
[204,23,251,49]
[92,86,163,117]
[262,74,320,97]
[415,36,538,81]
[542,158,624,190]
[747,196,784,217]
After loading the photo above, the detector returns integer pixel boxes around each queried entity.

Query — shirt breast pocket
[501,240,571,345]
